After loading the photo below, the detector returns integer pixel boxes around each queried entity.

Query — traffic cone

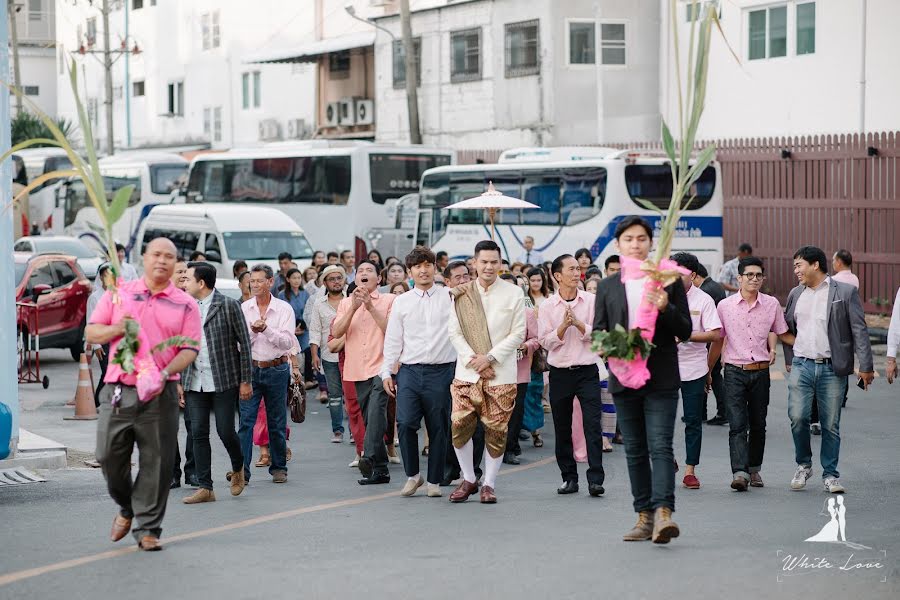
[67,351,94,406]
[64,353,98,421]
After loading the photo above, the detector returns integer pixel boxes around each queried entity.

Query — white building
[10,0,56,117]
[54,0,317,153]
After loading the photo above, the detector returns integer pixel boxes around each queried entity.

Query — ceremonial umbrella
[443,182,539,240]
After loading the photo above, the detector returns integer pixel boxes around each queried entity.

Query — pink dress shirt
[831,270,859,289]
[717,291,788,366]
[335,289,395,382]
[537,290,596,368]
[89,278,201,385]
[678,285,721,381]
[241,294,297,361]
[517,307,541,384]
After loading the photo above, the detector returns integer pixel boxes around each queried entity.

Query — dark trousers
[680,376,707,466]
[238,364,290,480]
[95,382,179,542]
[613,387,678,512]
[723,364,770,476]
[187,388,244,490]
[506,382,529,455]
[93,344,110,408]
[395,363,454,483]
[549,365,606,485]
[709,357,725,419]
[172,406,194,483]
[355,376,390,476]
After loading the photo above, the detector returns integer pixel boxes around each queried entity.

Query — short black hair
[97,263,111,279]
[614,216,653,240]
[551,254,574,276]
[238,271,250,285]
[340,250,353,259]
[232,260,248,277]
[251,263,274,279]
[327,251,339,260]
[604,254,621,269]
[671,252,701,275]
[436,251,448,261]
[405,245,435,269]
[189,250,206,262]
[738,243,753,254]
[278,252,293,262]
[585,266,602,279]
[473,240,501,258]
[499,273,516,282]
[356,260,381,282]
[188,261,217,289]
[793,246,828,273]
[738,256,764,275]
[834,249,852,267]
[574,248,592,261]
[115,242,126,253]
[696,263,709,278]
[444,260,467,278]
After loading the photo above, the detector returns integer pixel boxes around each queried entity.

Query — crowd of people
[84,219,882,551]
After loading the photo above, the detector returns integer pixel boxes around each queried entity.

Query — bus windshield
[150,164,188,194]
[369,153,451,204]
[222,231,313,261]
[188,156,352,204]
[625,164,716,210]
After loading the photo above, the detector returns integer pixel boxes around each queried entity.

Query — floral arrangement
[592,0,733,389]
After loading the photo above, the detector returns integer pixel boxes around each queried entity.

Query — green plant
[11,110,77,147]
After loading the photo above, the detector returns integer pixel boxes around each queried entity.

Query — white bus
[414,146,724,275]
[57,152,189,252]
[183,141,454,257]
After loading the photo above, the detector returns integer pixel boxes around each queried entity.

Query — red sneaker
[682,474,701,489]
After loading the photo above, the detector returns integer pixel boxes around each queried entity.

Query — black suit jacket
[593,273,692,394]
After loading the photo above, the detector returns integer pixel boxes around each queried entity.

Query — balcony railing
[14,7,55,45]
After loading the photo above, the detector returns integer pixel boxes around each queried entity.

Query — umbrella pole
[488,207,496,240]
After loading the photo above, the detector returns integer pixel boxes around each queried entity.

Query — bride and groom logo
[805,496,871,550]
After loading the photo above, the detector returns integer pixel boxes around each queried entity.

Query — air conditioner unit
[339,97,357,126]
[258,119,282,141]
[355,99,375,126]
[287,118,307,139]
[325,102,341,127]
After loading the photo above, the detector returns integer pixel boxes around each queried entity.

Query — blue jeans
[238,363,290,480]
[787,358,847,479]
[680,376,707,466]
[322,360,345,434]
[613,388,678,512]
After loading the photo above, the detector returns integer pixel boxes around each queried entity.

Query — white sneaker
[348,455,360,468]
[823,477,845,494]
[790,465,813,490]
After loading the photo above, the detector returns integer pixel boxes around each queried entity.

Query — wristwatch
[161,368,171,380]
[487,354,497,365]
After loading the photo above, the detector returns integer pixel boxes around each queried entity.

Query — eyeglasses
[741,272,764,280]
[324,276,344,283]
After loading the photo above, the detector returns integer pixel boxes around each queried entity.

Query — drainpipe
[859,0,867,134]
[124,0,131,147]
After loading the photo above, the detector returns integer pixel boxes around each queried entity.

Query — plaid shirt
[182,289,253,392]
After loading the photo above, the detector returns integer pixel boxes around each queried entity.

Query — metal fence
[457,131,900,312]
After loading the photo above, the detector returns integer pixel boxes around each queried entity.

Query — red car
[15,252,92,361]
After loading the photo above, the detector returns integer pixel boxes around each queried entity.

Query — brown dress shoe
[622,511,654,542]
[110,514,132,542]
[479,485,497,504]
[183,488,216,504]
[448,480,478,503]
[230,469,246,496]
[137,535,162,551]
[272,471,287,484]
[652,507,680,544]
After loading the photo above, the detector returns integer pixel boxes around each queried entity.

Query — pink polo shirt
[831,270,859,289]
[89,278,201,385]
[537,290,596,368]
[678,285,721,381]
[335,289,395,382]
[717,291,787,366]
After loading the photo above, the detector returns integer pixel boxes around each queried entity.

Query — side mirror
[205,250,222,263]
[32,284,52,302]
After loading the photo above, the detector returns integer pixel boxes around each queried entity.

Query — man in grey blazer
[783,246,874,494]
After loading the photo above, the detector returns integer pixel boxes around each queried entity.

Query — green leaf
[106,184,135,225]
[151,336,199,354]
[685,144,717,189]
[633,197,664,215]
[661,120,677,164]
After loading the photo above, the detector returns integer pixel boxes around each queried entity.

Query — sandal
[256,446,270,467]
[532,432,543,448]
[602,437,614,453]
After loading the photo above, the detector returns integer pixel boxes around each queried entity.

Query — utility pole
[8,0,22,115]
[399,0,421,144]
[101,0,114,154]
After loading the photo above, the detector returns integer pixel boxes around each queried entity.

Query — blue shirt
[278,288,310,350]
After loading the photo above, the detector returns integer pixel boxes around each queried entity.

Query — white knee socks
[483,452,502,489]
[454,440,476,484]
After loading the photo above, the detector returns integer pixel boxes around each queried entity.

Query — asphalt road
[2,349,899,599]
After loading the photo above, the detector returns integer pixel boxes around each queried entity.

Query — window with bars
[600,23,626,66]
[392,39,422,88]
[504,20,540,77]
[450,28,481,82]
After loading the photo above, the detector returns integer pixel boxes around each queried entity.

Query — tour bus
[16,147,74,233]
[414,146,724,276]
[57,152,189,251]
[182,141,454,257]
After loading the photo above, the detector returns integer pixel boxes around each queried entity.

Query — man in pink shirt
[539,254,606,498]
[710,257,794,492]
[332,260,395,485]
[238,264,299,485]
[87,237,201,552]
[831,249,859,289]
[671,253,722,491]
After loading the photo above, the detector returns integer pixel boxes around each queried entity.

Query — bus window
[369,154,451,204]
[625,164,715,210]
[293,156,350,204]
[522,170,562,225]
[447,171,486,225]
[63,180,91,228]
[103,169,142,206]
[562,167,606,225]
[150,164,188,194]
[491,171,522,225]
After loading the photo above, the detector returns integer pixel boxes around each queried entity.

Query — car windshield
[222,231,313,261]
[15,262,26,285]
[33,238,98,259]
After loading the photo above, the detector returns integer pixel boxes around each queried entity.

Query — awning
[244,31,376,64]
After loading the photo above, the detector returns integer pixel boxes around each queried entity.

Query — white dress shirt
[188,292,216,392]
[448,278,526,385]
[625,276,648,328]
[886,287,900,358]
[516,249,544,266]
[380,285,457,380]
[792,277,832,360]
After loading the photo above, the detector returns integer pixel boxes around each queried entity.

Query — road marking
[0,456,555,587]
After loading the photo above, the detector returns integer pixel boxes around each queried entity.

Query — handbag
[531,346,549,373]
[287,376,307,424]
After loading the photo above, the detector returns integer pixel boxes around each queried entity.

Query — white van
[132,204,314,279]
[16,147,73,233]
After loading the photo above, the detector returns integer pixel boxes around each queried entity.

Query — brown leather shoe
[479,485,497,504]
[183,488,216,504]
[137,535,162,551]
[272,471,287,484]
[256,446,270,467]
[110,514,132,542]
[622,511,654,542]
[448,480,478,503]
[652,507,680,544]
[230,468,246,496]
